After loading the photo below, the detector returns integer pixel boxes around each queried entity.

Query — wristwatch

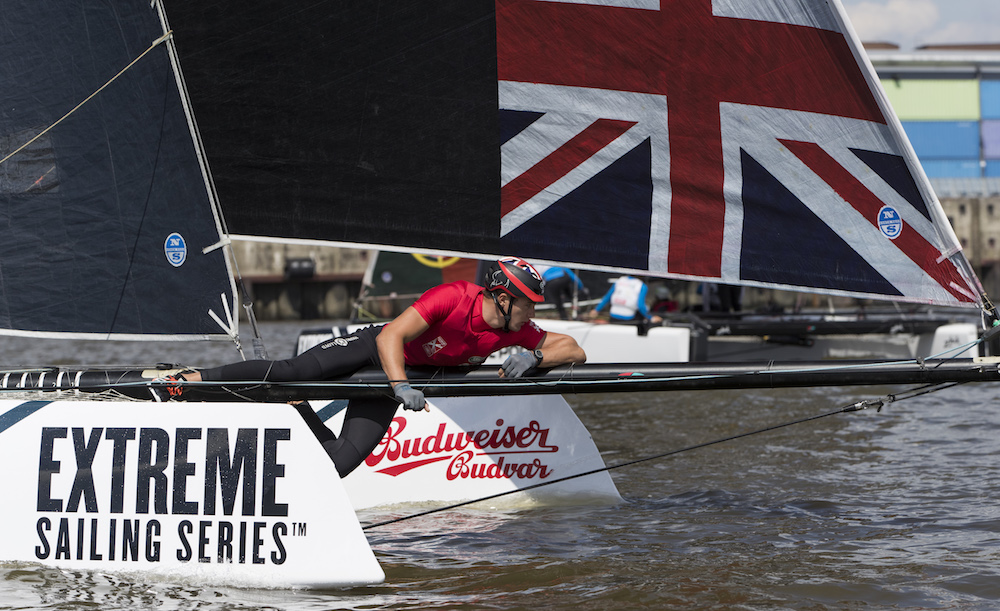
[533,349,543,363]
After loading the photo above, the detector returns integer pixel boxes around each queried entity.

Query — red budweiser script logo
[365,417,559,480]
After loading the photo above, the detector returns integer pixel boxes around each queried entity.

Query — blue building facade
[871,47,1000,180]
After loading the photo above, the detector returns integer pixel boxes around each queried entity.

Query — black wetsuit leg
[199,326,382,382]
[320,397,398,477]
[719,284,742,313]
[200,326,399,477]
[546,274,572,320]
[291,401,337,445]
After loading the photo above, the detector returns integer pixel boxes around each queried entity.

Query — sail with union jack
[168,0,984,308]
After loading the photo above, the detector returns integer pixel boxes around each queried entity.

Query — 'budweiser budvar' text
[366,417,558,479]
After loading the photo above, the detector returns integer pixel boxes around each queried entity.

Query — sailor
[538,266,589,320]
[161,257,587,477]
[589,275,662,334]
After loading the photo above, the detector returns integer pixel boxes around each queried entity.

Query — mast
[153,0,267,357]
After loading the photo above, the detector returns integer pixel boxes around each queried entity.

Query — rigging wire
[0,32,173,168]
[361,380,967,531]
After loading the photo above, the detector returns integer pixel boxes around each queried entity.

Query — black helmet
[484,257,545,303]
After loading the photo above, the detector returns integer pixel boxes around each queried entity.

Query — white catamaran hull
[706,321,980,362]
[0,400,384,588]
[526,318,980,363]
[317,394,622,510]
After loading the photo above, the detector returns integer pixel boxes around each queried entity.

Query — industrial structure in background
[233,43,1000,320]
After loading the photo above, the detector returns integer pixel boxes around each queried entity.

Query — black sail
[166,0,501,255]
[0,0,235,338]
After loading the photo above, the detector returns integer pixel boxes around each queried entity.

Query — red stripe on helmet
[498,259,544,302]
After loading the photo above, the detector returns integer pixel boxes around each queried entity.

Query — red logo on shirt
[423,336,447,357]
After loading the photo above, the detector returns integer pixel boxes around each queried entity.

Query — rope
[0,31,173,167]
[361,381,965,530]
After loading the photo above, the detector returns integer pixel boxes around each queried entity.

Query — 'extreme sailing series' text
[366,417,559,479]
[33,427,297,566]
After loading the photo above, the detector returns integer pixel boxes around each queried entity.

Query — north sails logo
[366,417,558,480]
[164,233,187,267]
[422,336,447,358]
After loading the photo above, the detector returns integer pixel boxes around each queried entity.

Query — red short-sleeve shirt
[397,281,546,366]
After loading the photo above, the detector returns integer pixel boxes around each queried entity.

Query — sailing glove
[393,382,426,411]
[501,351,539,378]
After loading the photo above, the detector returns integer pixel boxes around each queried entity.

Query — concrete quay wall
[229,241,372,321]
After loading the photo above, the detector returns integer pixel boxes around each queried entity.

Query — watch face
[534,349,543,361]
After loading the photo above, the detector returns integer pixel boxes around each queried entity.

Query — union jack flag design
[495,0,978,305]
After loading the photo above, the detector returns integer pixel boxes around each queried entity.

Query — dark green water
[2,322,999,609]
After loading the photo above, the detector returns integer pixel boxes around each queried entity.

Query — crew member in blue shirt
[590,275,662,333]
[541,266,589,320]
